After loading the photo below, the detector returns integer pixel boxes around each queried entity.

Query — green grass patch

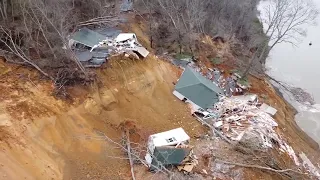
[229,69,250,87]
[238,77,250,87]
[174,53,192,60]
[210,57,222,65]
[230,69,241,73]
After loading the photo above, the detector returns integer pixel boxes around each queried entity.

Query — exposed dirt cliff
[0,55,208,179]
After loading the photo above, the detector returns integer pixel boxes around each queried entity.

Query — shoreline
[262,76,320,150]
[269,77,320,149]
[254,73,320,149]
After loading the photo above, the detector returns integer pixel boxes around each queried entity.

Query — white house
[145,128,190,166]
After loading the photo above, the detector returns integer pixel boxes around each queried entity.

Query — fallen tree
[215,159,306,176]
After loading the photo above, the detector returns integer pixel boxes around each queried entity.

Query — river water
[262,0,320,145]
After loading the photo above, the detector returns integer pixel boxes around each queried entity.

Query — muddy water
[263,0,320,145]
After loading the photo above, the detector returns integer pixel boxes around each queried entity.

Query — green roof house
[173,66,223,110]
[69,27,107,48]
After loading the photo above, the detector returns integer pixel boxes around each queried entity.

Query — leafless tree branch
[216,159,307,176]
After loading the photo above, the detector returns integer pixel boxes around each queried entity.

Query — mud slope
[0,57,206,179]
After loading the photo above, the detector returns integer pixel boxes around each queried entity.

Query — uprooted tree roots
[52,68,96,99]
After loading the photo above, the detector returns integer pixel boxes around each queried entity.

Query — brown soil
[0,56,207,179]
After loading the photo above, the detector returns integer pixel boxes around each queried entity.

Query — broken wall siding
[133,46,149,58]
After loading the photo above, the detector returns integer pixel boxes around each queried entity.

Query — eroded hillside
[0,56,209,179]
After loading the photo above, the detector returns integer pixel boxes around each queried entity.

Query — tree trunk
[242,43,268,78]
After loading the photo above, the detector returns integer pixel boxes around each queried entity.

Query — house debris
[211,95,280,146]
[69,28,149,67]
[173,66,224,116]
[194,94,301,165]
[229,94,257,102]
[114,33,149,58]
[145,128,198,172]
[260,103,277,116]
[177,150,199,172]
[299,152,320,179]
[170,61,285,150]
[169,59,307,173]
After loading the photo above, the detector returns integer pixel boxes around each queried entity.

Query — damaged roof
[95,28,122,38]
[71,27,107,48]
[150,127,190,147]
[150,146,191,171]
[175,66,223,109]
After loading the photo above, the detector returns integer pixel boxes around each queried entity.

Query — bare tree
[0,0,119,87]
[0,0,8,20]
[261,0,318,49]
[242,0,318,76]
[0,26,53,79]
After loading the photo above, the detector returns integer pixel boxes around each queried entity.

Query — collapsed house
[145,128,197,171]
[69,27,110,65]
[69,27,149,66]
[170,61,304,169]
[173,66,224,117]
